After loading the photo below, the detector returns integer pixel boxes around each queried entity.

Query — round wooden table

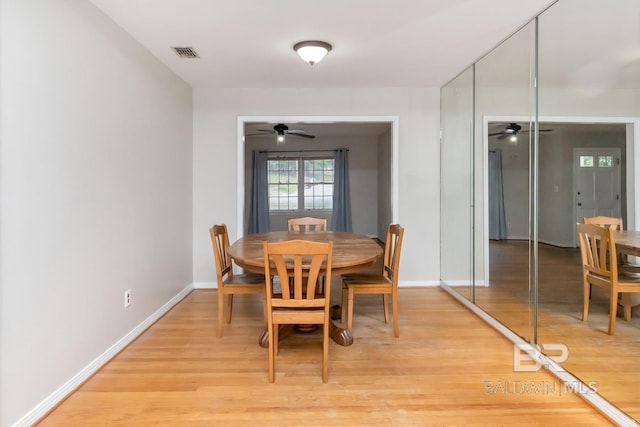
[227,231,383,346]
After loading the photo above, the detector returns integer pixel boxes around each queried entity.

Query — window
[268,156,334,211]
[579,155,594,167]
[598,155,613,167]
[580,155,615,168]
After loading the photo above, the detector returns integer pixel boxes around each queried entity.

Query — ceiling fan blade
[289,133,315,139]
[255,129,275,133]
[497,133,509,140]
[488,132,504,137]
[245,132,273,137]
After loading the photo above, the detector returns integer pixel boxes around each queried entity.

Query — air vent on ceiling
[172,47,199,58]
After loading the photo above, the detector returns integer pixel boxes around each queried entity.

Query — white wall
[193,88,440,286]
[0,1,193,425]
[377,128,393,240]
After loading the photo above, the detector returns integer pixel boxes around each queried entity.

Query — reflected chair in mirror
[576,223,640,335]
[583,215,640,274]
[210,224,265,338]
[341,224,404,337]
[287,216,327,232]
[583,216,624,230]
[263,239,333,383]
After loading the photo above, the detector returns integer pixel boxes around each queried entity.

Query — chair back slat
[211,224,232,280]
[264,240,332,304]
[306,255,323,299]
[382,224,405,284]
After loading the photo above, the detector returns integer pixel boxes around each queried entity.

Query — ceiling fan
[489,122,552,140]
[246,123,316,143]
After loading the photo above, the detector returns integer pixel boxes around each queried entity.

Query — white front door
[573,147,622,235]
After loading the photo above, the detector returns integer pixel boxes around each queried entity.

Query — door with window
[574,148,621,242]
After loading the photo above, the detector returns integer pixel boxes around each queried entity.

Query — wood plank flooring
[477,240,640,422]
[37,283,611,426]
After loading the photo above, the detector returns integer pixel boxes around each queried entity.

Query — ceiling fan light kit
[488,122,552,140]
[293,41,332,66]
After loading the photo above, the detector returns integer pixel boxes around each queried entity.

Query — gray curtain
[331,148,352,232]
[248,150,270,234]
[488,149,507,240]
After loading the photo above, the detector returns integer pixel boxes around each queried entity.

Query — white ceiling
[88,0,556,89]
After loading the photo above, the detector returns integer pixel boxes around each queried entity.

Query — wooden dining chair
[263,239,333,383]
[210,224,265,338]
[582,215,640,279]
[576,223,640,335]
[341,224,404,337]
[287,216,327,232]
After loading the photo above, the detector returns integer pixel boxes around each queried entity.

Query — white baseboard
[440,280,489,287]
[538,238,574,248]
[193,281,217,289]
[197,281,440,289]
[398,280,440,287]
[502,237,575,248]
[13,284,194,427]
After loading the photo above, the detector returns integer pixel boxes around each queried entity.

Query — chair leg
[217,289,224,338]
[268,320,275,383]
[347,288,355,332]
[322,323,329,383]
[341,285,348,325]
[274,323,279,356]
[226,294,233,323]
[262,297,268,329]
[582,280,590,322]
[392,289,399,338]
[608,290,619,335]
[382,294,390,323]
[622,293,632,321]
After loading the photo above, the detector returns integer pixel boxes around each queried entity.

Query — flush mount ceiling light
[293,41,332,66]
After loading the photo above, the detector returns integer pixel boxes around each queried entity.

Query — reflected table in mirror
[227,231,383,347]
[612,230,640,257]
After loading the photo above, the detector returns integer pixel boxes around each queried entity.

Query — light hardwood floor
[37,283,612,426]
[477,240,640,422]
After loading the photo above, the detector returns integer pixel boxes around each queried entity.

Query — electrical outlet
[124,289,132,308]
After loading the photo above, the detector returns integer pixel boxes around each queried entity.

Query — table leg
[329,318,353,346]
[258,325,294,348]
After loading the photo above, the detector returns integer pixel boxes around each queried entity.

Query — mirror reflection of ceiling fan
[246,123,316,144]
[489,122,553,140]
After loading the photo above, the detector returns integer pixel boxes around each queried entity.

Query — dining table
[227,230,383,347]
